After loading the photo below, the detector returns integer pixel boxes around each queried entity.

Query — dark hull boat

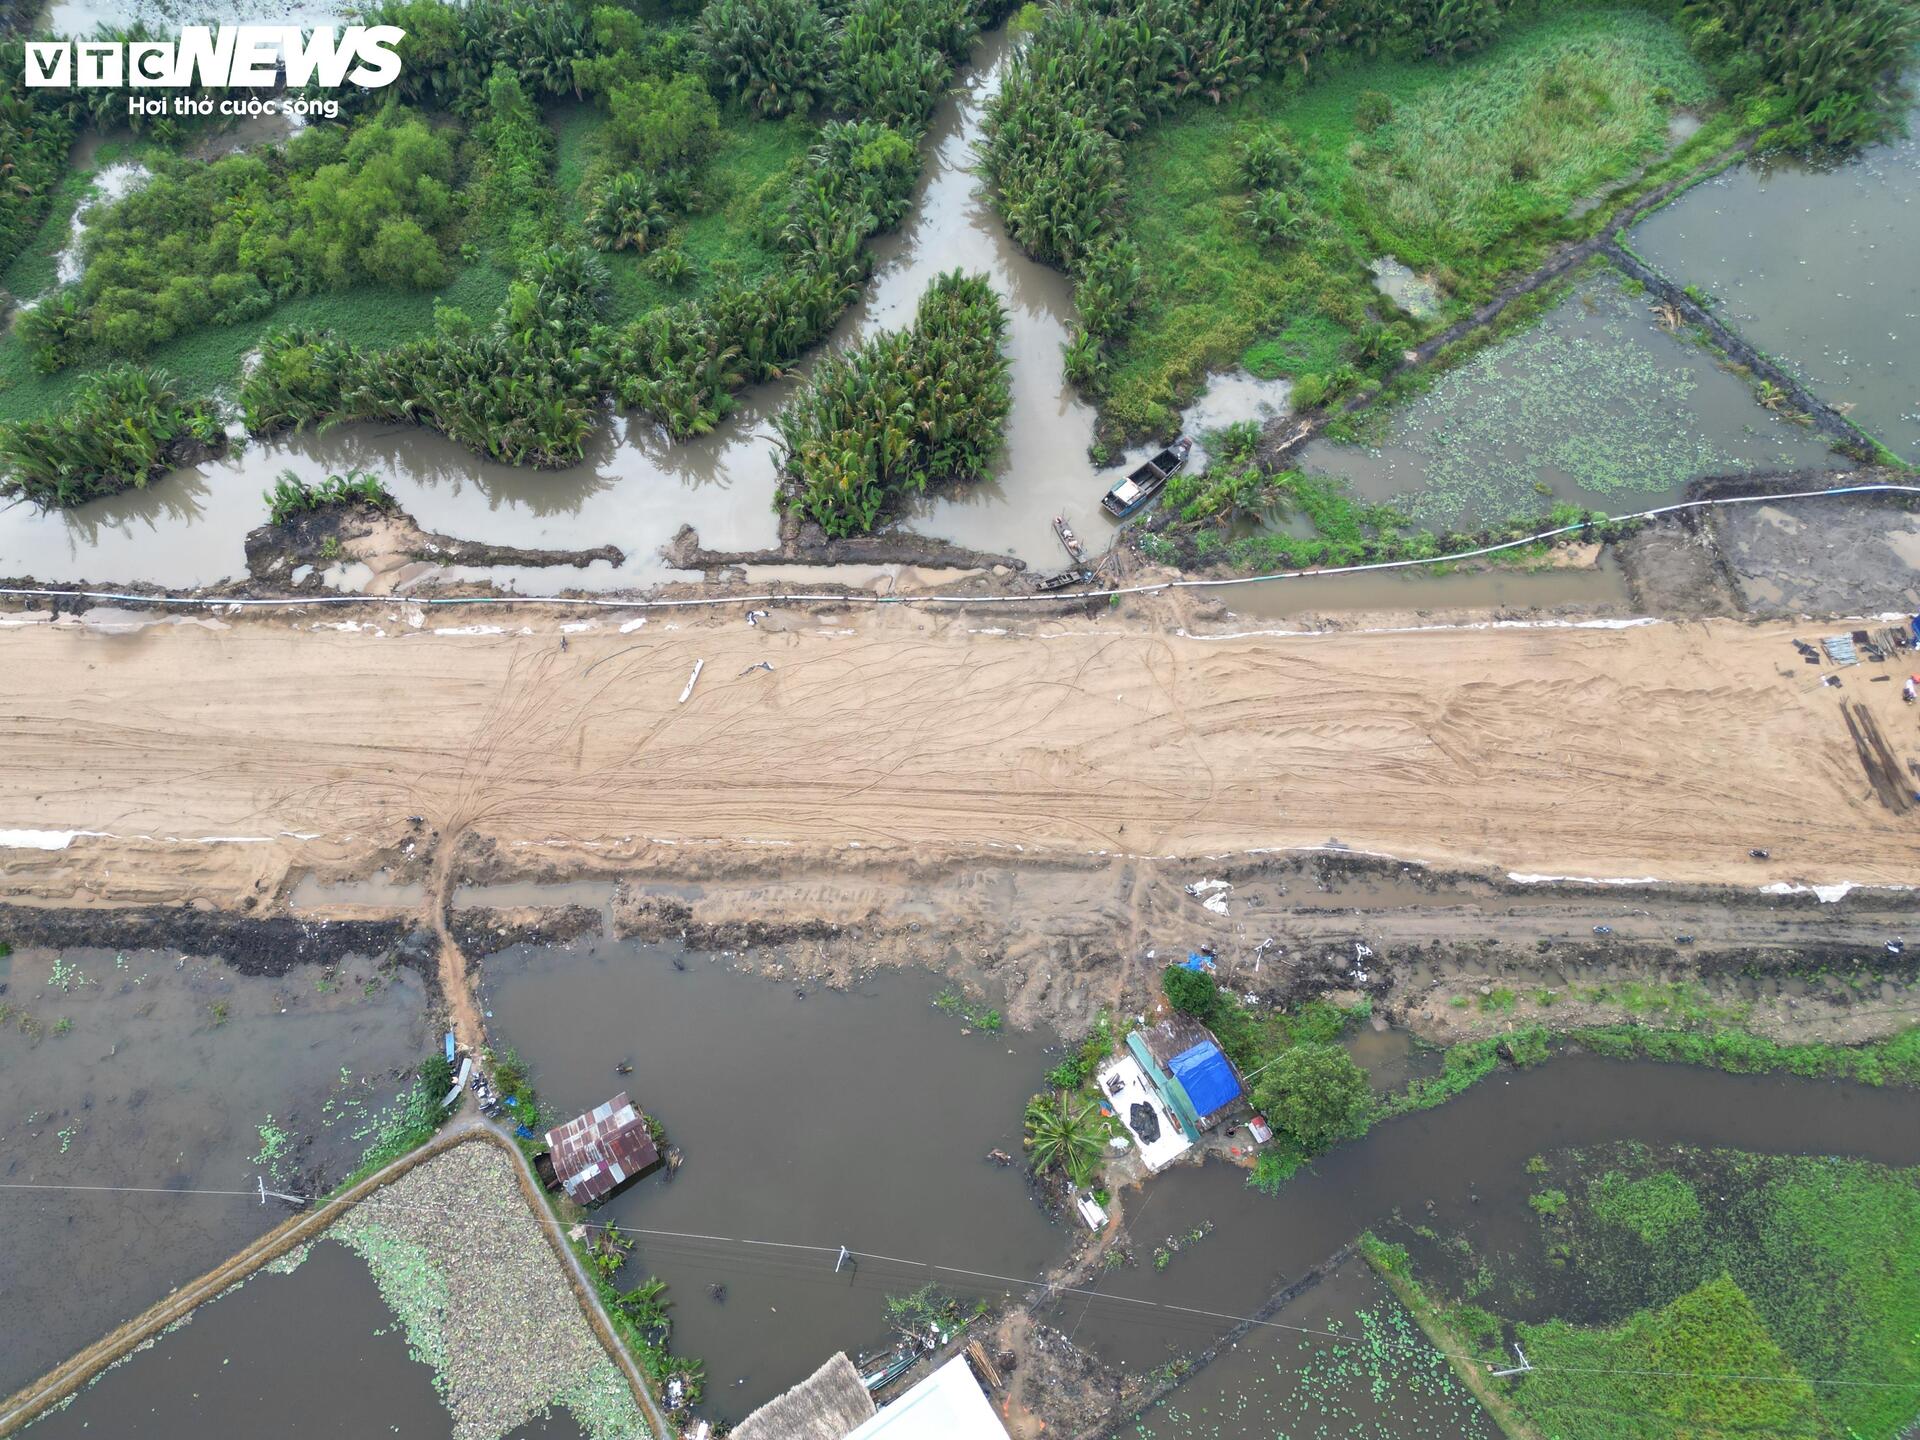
[1101,436,1193,519]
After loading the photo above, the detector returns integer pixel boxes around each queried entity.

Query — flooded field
[479,939,1061,1424]
[1058,1054,1920,1372]
[0,945,428,1395]
[1121,1255,1497,1440]
[22,1241,588,1440]
[1292,266,1843,530]
[1629,109,1920,463]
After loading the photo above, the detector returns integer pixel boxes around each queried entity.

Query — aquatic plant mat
[1375,1143,1920,1440]
[1119,1253,1500,1439]
[329,1141,650,1440]
[1296,263,1842,527]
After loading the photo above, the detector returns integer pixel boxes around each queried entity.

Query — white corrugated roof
[842,1356,1008,1440]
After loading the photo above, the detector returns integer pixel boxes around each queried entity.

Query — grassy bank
[550,100,815,320]
[1101,7,1719,436]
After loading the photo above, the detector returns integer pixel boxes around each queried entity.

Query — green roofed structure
[1126,1011,1246,1142]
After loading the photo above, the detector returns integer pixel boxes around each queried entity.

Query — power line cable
[5,1177,1916,1393]
[1,483,1917,613]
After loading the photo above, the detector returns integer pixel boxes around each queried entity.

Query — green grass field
[1103,7,1720,437]
[550,99,814,320]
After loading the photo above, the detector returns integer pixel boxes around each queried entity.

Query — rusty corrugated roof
[545,1092,659,1205]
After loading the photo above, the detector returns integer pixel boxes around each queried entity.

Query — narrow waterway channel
[479,938,1062,1426]
[1057,1055,1920,1372]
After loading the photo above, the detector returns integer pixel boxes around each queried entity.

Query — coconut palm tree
[1023,1090,1104,1187]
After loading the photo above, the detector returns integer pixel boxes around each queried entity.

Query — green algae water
[1292,266,1843,529]
[1122,1256,1498,1440]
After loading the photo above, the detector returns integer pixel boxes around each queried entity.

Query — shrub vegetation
[0,363,222,507]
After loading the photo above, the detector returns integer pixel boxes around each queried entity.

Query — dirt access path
[2,605,1915,927]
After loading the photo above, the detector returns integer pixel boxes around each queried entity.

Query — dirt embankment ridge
[1,607,1915,920]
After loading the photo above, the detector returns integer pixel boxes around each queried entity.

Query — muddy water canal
[22,1242,587,1440]
[1629,106,1920,464]
[0,945,428,1396]
[479,939,1062,1424]
[1056,1055,1920,1374]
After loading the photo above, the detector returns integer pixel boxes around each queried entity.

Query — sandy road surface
[1,609,1916,909]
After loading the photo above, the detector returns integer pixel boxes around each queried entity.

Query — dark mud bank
[0,902,427,977]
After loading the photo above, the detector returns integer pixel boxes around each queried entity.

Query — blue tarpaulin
[1168,1041,1241,1119]
[1182,952,1216,972]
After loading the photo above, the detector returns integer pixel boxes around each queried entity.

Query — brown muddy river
[22,1241,587,1440]
[1051,1054,1920,1371]
[479,938,1063,1426]
[0,945,428,1396]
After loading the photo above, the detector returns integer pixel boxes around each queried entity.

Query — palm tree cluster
[698,0,837,117]
[0,92,74,274]
[0,363,223,508]
[262,469,394,526]
[834,0,982,129]
[612,119,917,438]
[242,247,613,468]
[1676,0,1918,148]
[356,0,595,114]
[699,0,987,128]
[775,269,1010,537]
[585,171,685,254]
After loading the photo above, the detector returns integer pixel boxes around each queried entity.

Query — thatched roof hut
[732,1352,876,1440]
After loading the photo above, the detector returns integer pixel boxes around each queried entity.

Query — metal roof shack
[542,1093,659,1206]
[1126,1011,1246,1141]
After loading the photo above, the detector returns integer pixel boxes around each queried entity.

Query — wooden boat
[1035,568,1090,593]
[857,1345,917,1391]
[1101,436,1192,519]
[1052,514,1088,564]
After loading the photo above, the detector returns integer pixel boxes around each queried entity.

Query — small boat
[1052,514,1087,564]
[1101,436,1192,520]
[857,1345,917,1391]
[1035,568,1090,593]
